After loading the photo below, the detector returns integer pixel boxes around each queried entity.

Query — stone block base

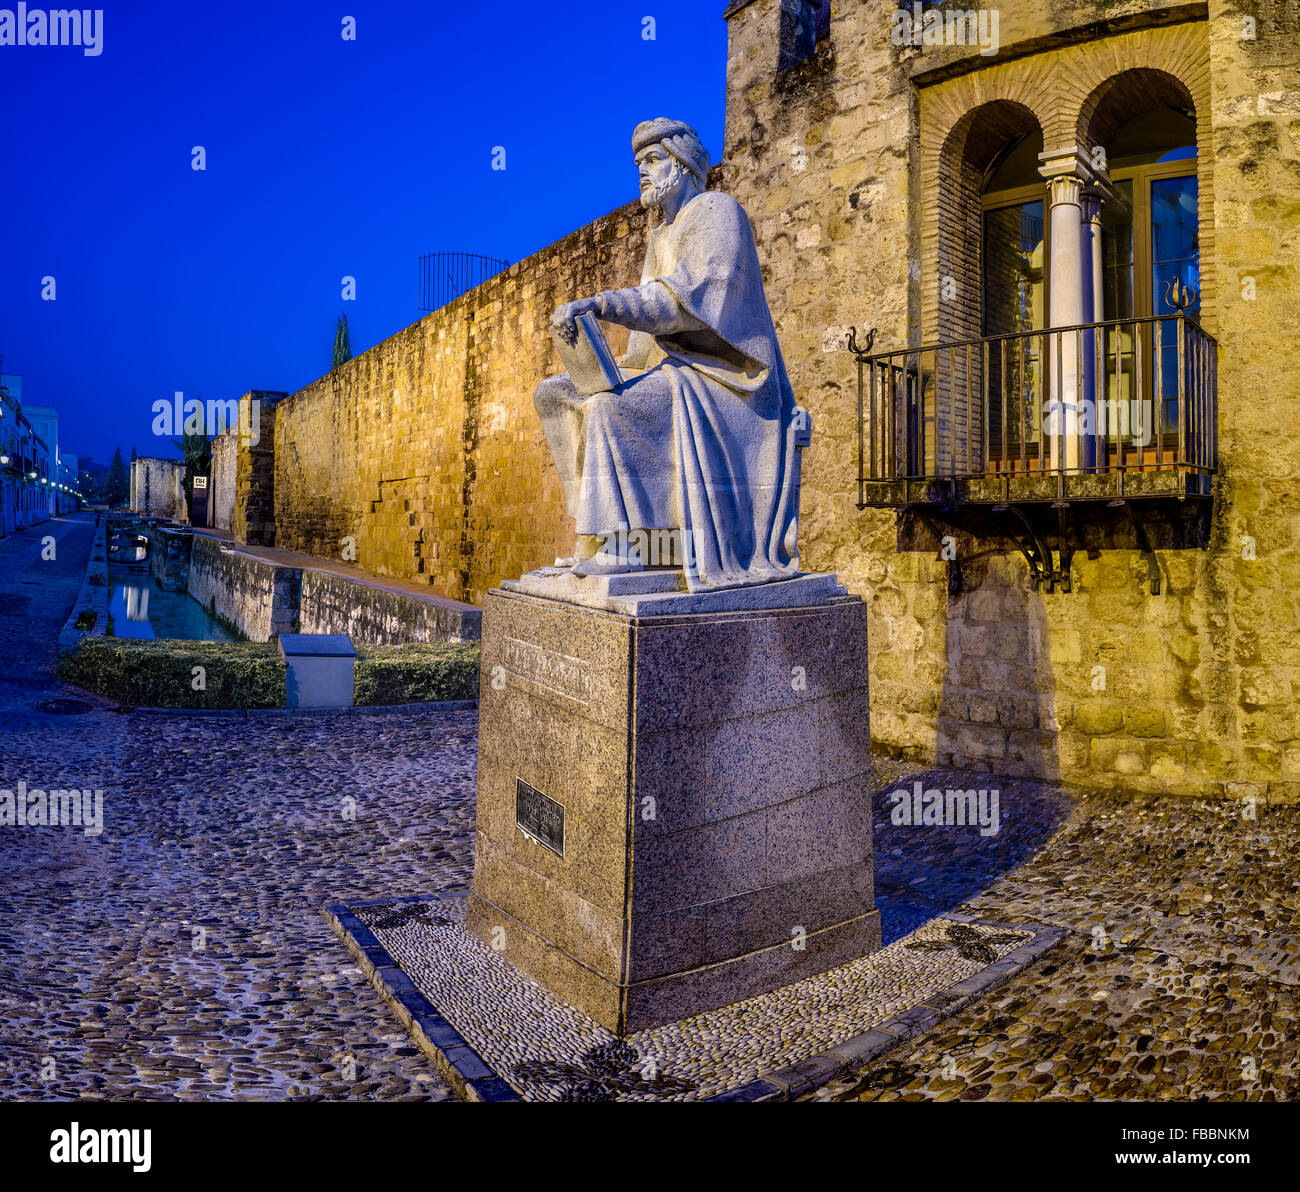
[467,893,880,1032]
[467,582,876,1034]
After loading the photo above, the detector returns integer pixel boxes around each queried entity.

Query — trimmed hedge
[353,641,480,706]
[58,637,481,709]
[58,638,286,709]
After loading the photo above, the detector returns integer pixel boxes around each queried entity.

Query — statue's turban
[632,117,710,187]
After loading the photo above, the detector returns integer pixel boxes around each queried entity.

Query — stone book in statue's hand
[552,311,625,396]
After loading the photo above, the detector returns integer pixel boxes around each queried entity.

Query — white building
[0,374,64,535]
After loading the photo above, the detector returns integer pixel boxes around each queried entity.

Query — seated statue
[535,117,809,593]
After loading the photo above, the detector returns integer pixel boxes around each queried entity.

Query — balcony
[852,313,1216,507]
[848,313,1218,591]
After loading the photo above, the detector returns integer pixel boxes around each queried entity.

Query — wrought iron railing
[418,252,510,313]
[848,313,1218,506]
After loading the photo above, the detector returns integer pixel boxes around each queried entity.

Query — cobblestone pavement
[0,515,470,1100]
[1,514,1295,1101]
[811,763,1300,1102]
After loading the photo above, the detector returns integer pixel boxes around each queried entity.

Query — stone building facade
[130,456,185,520]
[241,0,1296,801]
[0,377,55,535]
[208,429,237,532]
[717,0,1298,801]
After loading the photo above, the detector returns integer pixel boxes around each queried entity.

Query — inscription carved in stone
[501,636,591,707]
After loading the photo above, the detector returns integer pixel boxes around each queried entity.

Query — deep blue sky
[0,1,727,465]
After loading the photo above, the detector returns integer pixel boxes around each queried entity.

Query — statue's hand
[551,297,602,347]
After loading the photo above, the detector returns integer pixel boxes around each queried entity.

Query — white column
[1081,183,1109,470]
[1039,148,1107,473]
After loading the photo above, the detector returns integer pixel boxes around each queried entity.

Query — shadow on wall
[849,517,1073,944]
[919,520,1062,788]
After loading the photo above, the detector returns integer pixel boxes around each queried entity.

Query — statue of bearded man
[534,117,807,593]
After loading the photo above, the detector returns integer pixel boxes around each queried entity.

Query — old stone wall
[131,457,185,520]
[718,0,1300,800]
[187,534,300,641]
[272,202,650,605]
[299,570,481,645]
[184,532,478,645]
[210,432,237,532]
[150,526,192,593]
[234,391,286,546]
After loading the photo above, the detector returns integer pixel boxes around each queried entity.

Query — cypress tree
[106,447,129,506]
[332,314,353,369]
[171,423,212,510]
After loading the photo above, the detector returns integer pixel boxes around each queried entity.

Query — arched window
[982,129,1046,458]
[1080,68,1199,461]
[933,101,1042,473]
[1100,104,1198,450]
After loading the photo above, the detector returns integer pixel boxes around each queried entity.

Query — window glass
[1152,174,1200,434]
[1108,107,1196,168]
[779,0,825,69]
[984,131,1044,193]
[983,201,1044,337]
[983,200,1044,448]
[1102,179,1134,321]
[1151,174,1200,315]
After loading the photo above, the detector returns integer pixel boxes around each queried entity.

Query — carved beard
[639,161,685,210]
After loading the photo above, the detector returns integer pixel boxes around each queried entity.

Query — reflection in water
[108,533,150,564]
[108,570,236,642]
[125,585,150,622]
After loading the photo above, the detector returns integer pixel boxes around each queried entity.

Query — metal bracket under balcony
[903,498,1191,595]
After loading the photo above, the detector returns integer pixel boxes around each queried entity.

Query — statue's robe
[534,189,802,592]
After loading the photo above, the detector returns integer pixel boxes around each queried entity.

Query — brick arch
[918,22,1215,341]
[1056,27,1214,328]
[919,57,1059,348]
[936,99,1043,345]
[1076,67,1197,155]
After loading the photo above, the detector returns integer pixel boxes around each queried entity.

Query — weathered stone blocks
[467,587,878,1033]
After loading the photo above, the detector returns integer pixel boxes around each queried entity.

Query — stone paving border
[125,698,480,716]
[324,894,519,1103]
[325,893,1066,1103]
[726,911,1068,1102]
[56,514,110,652]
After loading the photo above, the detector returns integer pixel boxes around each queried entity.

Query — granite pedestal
[466,571,879,1034]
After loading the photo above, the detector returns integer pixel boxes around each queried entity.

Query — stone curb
[717,916,1068,1102]
[323,893,519,1103]
[250,699,479,717]
[56,515,110,653]
[79,698,480,717]
[327,895,1066,1104]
